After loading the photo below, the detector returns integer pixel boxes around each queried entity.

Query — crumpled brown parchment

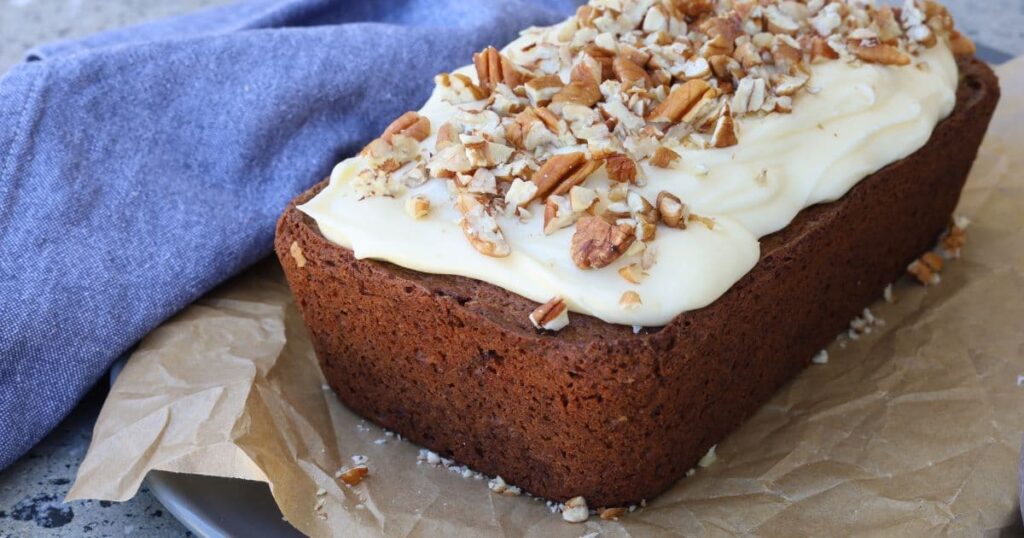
[67,57,1024,537]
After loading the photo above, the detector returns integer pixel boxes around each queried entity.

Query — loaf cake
[275,0,999,509]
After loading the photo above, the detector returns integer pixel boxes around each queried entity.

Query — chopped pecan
[529,297,570,331]
[571,53,604,86]
[531,153,602,201]
[656,191,688,228]
[435,73,487,103]
[338,465,369,486]
[606,153,638,183]
[647,80,711,123]
[456,194,511,258]
[619,290,642,311]
[848,40,910,65]
[570,216,635,269]
[552,80,602,107]
[473,46,529,94]
[544,194,579,235]
[382,111,431,143]
[568,185,598,212]
[524,75,564,105]
[618,263,645,284]
[613,56,650,88]
[710,103,738,148]
[650,147,681,168]
[404,195,430,219]
[948,30,976,58]
[435,122,460,150]
[600,507,627,521]
[806,37,839,64]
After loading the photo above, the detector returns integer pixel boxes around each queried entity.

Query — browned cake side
[275,58,998,508]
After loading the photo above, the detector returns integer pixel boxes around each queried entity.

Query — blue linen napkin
[0,0,581,471]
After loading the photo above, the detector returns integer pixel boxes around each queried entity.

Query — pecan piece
[473,46,529,94]
[570,216,635,269]
[948,30,976,58]
[382,111,431,143]
[613,56,650,88]
[529,297,570,331]
[650,147,680,168]
[710,103,738,148]
[619,290,642,310]
[606,153,638,183]
[647,80,711,123]
[456,194,511,258]
[552,80,602,107]
[848,40,910,66]
[531,152,603,201]
[338,465,369,486]
[656,191,688,228]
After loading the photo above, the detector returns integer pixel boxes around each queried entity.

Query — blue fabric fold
[0,0,580,470]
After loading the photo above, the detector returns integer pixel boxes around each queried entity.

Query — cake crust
[275,58,998,507]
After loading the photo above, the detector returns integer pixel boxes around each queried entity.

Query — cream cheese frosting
[300,27,958,327]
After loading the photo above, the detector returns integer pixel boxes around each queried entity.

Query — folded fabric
[0,0,580,471]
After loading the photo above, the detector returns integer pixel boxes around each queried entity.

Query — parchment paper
[68,57,1024,537]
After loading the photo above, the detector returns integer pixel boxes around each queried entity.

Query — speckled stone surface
[0,0,1017,536]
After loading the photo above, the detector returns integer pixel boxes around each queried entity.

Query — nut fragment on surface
[404,195,431,219]
[600,507,626,521]
[289,241,307,268]
[487,476,521,496]
[529,297,570,331]
[942,218,968,257]
[619,290,642,311]
[544,195,579,235]
[606,153,638,183]
[532,152,602,201]
[382,111,431,143]
[552,80,602,107]
[647,80,711,123]
[473,46,528,93]
[456,194,511,258]
[571,216,635,269]
[848,40,911,66]
[618,263,645,284]
[561,496,589,523]
[337,465,369,486]
[710,103,738,148]
[650,147,680,168]
[908,251,944,285]
[656,191,687,228]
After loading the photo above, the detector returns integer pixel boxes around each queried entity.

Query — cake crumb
[883,284,894,303]
[352,454,368,466]
[562,496,589,523]
[698,445,717,468]
[812,350,829,364]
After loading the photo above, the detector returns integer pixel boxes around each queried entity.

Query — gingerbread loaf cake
[276,0,999,510]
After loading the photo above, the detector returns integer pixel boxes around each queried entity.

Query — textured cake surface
[275,58,998,507]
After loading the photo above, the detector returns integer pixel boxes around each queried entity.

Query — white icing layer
[300,43,957,327]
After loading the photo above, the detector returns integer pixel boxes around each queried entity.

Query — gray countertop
[0,1,1020,537]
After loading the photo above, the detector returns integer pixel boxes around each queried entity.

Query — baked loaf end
[276,58,998,508]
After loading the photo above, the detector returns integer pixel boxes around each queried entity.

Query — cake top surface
[300,0,971,327]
